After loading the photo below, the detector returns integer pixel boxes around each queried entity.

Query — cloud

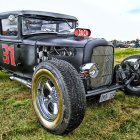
[0,0,140,40]
[129,8,140,14]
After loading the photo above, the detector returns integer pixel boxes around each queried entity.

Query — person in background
[134,39,140,48]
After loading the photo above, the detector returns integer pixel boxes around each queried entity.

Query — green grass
[114,48,140,64]
[0,48,140,140]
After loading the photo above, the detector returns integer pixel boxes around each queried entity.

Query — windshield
[22,17,76,35]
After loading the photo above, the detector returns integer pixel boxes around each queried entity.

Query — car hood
[23,35,91,47]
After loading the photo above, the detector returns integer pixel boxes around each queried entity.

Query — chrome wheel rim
[37,77,59,122]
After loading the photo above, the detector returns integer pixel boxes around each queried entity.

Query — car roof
[0,10,78,21]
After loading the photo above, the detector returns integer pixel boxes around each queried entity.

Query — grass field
[0,48,140,140]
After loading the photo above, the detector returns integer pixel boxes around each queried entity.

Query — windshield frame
[21,16,77,36]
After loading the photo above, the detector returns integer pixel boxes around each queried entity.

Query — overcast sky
[1,0,140,41]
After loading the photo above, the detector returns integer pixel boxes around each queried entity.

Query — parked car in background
[114,42,129,48]
[128,42,135,48]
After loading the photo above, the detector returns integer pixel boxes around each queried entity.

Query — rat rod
[0,11,140,135]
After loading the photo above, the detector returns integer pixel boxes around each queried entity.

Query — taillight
[74,28,91,37]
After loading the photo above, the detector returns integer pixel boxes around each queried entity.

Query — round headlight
[80,63,99,78]
[89,64,99,78]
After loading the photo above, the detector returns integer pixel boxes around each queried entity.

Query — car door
[0,15,23,76]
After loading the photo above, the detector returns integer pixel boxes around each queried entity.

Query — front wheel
[122,55,140,96]
[32,59,86,134]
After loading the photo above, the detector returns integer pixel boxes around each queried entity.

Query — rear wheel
[32,59,86,134]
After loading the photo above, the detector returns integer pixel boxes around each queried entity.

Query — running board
[9,76,32,89]
[86,84,123,98]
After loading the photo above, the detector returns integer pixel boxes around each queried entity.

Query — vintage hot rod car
[0,11,140,135]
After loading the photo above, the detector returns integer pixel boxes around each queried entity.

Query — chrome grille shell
[90,46,114,89]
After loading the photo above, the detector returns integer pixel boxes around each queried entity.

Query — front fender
[121,55,140,95]
[122,55,140,72]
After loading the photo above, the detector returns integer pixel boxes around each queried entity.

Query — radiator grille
[90,46,114,89]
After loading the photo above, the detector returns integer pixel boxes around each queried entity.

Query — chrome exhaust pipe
[10,76,32,88]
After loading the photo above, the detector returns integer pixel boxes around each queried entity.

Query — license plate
[99,91,116,103]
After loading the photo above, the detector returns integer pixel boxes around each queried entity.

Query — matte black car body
[0,11,111,79]
[0,11,78,77]
[0,10,139,96]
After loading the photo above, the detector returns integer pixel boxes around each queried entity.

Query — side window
[1,15,18,36]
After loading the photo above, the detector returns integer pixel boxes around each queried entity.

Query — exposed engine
[49,46,75,56]
[36,46,75,63]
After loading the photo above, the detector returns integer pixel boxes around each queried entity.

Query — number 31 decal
[2,44,16,66]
